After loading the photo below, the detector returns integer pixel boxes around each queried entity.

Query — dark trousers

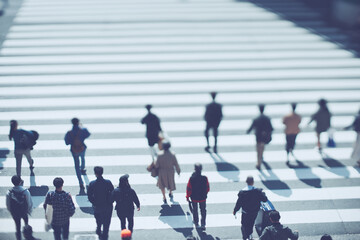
[205,124,219,148]
[241,211,258,240]
[72,150,85,185]
[117,211,134,232]
[94,207,112,239]
[12,213,28,240]
[286,134,297,153]
[192,201,207,226]
[52,220,70,240]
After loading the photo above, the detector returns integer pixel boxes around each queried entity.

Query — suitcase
[255,200,276,236]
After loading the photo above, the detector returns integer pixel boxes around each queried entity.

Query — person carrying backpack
[259,211,298,240]
[9,120,39,176]
[64,118,90,189]
[6,175,33,240]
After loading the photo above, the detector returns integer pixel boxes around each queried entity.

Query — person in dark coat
[308,99,331,151]
[247,104,273,170]
[111,174,140,233]
[64,118,91,188]
[8,120,38,176]
[204,92,223,153]
[141,104,162,160]
[233,176,268,240]
[259,211,298,240]
[186,163,210,231]
[87,166,114,240]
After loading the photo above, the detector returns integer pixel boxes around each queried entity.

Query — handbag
[146,161,158,177]
[44,204,53,231]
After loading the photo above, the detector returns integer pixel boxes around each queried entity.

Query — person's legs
[13,215,21,240]
[256,142,265,169]
[79,150,86,172]
[23,149,34,169]
[199,201,207,227]
[205,124,210,149]
[94,211,103,236]
[127,211,134,233]
[52,224,61,240]
[14,150,23,176]
[213,127,218,153]
[316,132,321,149]
[117,212,126,230]
[285,135,291,157]
[62,220,70,240]
[161,188,166,203]
[72,153,84,185]
[191,202,199,226]
[102,207,112,240]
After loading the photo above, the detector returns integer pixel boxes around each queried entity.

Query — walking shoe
[201,225,206,231]
[163,198,167,204]
[204,146,210,152]
[169,193,173,198]
[81,169,87,174]
[29,165,34,170]
[255,165,261,170]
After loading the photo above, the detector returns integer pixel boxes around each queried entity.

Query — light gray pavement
[0,0,360,239]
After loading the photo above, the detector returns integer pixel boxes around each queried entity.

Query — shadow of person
[159,202,193,238]
[259,162,292,197]
[76,187,93,215]
[288,160,322,188]
[27,173,49,208]
[207,152,240,182]
[319,152,350,178]
[0,148,10,169]
[195,227,220,240]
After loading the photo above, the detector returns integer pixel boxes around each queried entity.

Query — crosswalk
[1,0,360,239]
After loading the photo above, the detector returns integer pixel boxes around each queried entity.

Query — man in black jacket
[186,163,210,230]
[141,104,162,160]
[247,104,273,170]
[204,92,223,153]
[259,211,298,240]
[233,176,268,240]
[87,166,114,240]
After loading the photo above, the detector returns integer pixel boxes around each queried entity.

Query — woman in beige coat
[155,141,181,204]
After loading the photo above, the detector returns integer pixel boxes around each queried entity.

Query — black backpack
[19,130,39,150]
[9,189,28,215]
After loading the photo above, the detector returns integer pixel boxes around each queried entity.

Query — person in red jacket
[186,163,209,231]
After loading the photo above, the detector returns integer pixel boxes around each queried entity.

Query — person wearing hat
[233,176,268,240]
[8,120,38,176]
[155,141,181,204]
[308,99,331,151]
[87,166,114,240]
[204,92,223,153]
[121,229,132,240]
[186,163,210,230]
[111,174,140,233]
[141,104,162,160]
[259,210,298,240]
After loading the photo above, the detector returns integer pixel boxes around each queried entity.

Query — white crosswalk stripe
[1,0,360,239]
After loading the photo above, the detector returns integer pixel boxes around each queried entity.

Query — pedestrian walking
[344,109,360,166]
[43,177,75,240]
[186,163,209,231]
[155,141,181,204]
[259,211,298,240]
[87,166,114,240]
[308,99,331,151]
[233,176,268,240]
[282,103,301,164]
[64,118,90,189]
[246,104,273,170]
[6,175,33,240]
[141,104,162,160]
[111,174,140,233]
[8,120,39,176]
[22,225,40,240]
[204,92,223,153]
[320,234,332,240]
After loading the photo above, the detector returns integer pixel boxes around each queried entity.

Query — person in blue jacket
[64,118,90,189]
[9,120,38,176]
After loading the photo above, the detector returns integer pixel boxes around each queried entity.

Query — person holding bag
[155,141,181,204]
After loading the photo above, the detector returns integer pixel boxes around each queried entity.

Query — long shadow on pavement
[260,161,292,197]
[207,151,240,182]
[288,160,322,188]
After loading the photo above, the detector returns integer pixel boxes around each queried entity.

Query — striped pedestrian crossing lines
[1,0,360,239]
